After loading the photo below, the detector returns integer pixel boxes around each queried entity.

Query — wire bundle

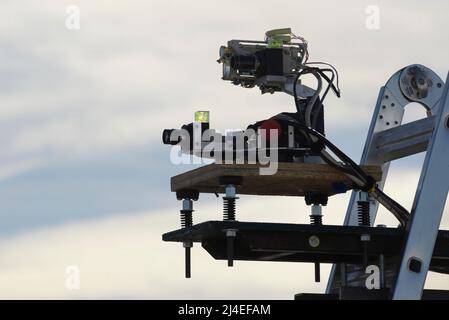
[286,36,410,226]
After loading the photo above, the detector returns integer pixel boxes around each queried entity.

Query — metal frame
[165,64,449,299]
[326,65,449,299]
[392,73,449,299]
[163,221,449,269]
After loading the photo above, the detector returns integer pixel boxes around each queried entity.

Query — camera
[163,28,341,164]
[217,28,308,94]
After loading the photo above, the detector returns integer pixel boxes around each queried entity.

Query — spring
[310,215,323,225]
[357,201,371,226]
[223,197,236,221]
[180,209,193,228]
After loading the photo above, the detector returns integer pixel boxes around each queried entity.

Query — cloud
[0,205,328,299]
[1,0,449,298]
[0,145,186,235]
[2,0,449,175]
[0,158,43,182]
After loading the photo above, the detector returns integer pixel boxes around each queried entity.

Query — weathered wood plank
[171,163,382,197]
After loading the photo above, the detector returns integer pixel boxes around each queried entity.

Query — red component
[259,119,282,141]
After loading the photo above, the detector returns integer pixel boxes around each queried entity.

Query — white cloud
[0,204,327,299]
[2,0,449,175]
[1,0,449,299]
[0,158,43,182]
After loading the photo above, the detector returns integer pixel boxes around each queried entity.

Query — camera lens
[162,129,178,145]
[230,55,257,71]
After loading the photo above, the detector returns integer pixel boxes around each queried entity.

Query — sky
[0,0,449,299]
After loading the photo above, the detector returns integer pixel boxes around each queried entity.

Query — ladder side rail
[326,85,395,292]
[392,73,449,299]
[326,65,444,294]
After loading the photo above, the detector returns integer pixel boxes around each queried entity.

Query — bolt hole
[437,83,442,88]
[382,105,386,109]
[379,115,383,119]
[394,121,399,125]
[385,95,389,99]
[386,122,390,126]
[446,115,449,129]
[391,103,395,107]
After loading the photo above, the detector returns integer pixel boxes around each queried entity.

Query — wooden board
[171,163,382,197]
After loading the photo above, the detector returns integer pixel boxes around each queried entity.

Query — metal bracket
[326,64,446,295]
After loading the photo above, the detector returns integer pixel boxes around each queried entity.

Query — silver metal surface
[371,116,435,162]
[400,65,444,107]
[392,73,449,299]
[225,185,236,198]
[326,64,445,294]
[182,199,193,211]
[308,235,320,248]
[283,79,316,98]
[311,204,322,216]
[225,229,237,237]
[183,240,193,248]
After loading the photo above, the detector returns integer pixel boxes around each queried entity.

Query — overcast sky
[0,0,448,299]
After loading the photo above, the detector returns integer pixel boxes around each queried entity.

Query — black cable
[317,68,338,102]
[319,149,360,175]
[306,61,341,93]
[311,68,336,129]
[304,70,322,127]
[286,119,370,183]
[291,64,408,226]
[282,117,409,225]
[280,121,366,188]
[316,69,340,98]
[371,186,409,227]
[293,67,324,130]
[293,69,306,114]
[294,66,340,130]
